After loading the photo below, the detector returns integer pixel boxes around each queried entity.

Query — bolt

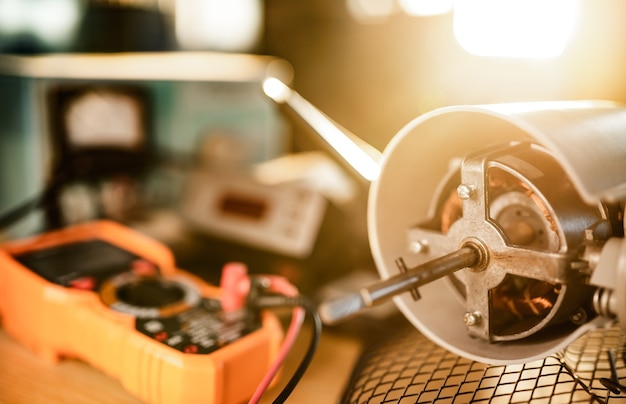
[463,311,482,326]
[569,307,588,325]
[409,239,429,254]
[457,184,475,200]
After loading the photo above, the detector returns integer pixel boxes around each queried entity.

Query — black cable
[0,185,56,231]
[0,193,43,230]
[255,294,323,404]
[0,150,209,232]
[0,168,69,232]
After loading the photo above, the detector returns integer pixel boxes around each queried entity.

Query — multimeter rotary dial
[100,273,202,318]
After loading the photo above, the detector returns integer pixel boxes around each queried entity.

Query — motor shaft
[318,245,480,324]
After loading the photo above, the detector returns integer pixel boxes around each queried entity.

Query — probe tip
[318,292,366,325]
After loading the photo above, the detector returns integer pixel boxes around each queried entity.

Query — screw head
[457,184,475,200]
[463,311,482,326]
[569,308,588,325]
[409,239,429,254]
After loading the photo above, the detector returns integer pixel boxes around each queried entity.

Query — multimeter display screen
[15,239,141,286]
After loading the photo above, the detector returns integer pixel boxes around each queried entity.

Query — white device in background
[180,171,327,258]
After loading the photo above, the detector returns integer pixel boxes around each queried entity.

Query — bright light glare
[0,0,81,47]
[31,0,82,46]
[453,0,582,58]
[262,78,292,104]
[175,0,263,52]
[399,0,453,16]
[0,0,25,34]
[346,0,396,24]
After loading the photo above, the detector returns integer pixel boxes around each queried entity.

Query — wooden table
[0,325,361,404]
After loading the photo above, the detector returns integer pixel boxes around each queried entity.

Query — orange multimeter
[0,220,282,404]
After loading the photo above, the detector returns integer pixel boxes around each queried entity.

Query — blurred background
[264,0,626,151]
[2,0,625,148]
[1,0,626,292]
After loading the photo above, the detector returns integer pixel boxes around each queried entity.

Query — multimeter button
[154,331,168,342]
[143,320,164,333]
[131,260,157,276]
[167,335,184,346]
[70,276,96,290]
[183,344,199,354]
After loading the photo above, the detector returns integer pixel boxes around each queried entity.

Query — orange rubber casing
[0,220,283,404]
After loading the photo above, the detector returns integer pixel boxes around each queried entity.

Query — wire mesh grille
[341,320,626,404]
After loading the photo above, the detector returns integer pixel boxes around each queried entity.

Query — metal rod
[318,246,480,325]
[262,77,381,182]
[361,246,480,306]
